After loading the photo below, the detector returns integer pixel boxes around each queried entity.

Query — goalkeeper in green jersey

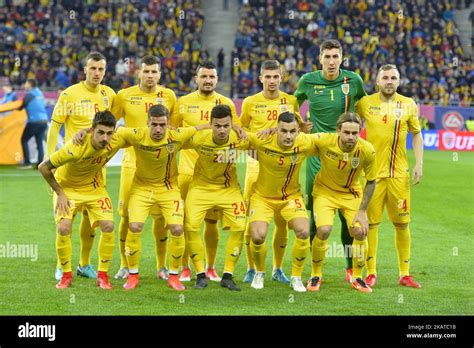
[294,39,367,281]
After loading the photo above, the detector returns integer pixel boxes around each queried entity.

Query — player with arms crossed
[356,64,423,288]
[47,52,116,281]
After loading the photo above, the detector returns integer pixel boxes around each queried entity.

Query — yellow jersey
[169,90,239,176]
[49,134,124,192]
[116,126,196,190]
[240,91,303,132]
[356,93,421,178]
[186,129,248,189]
[110,84,177,168]
[50,82,116,149]
[248,132,319,200]
[312,133,376,198]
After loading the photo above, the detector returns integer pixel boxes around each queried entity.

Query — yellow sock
[244,224,255,269]
[152,216,167,269]
[56,233,72,273]
[79,214,95,267]
[98,231,115,272]
[395,225,411,277]
[186,229,205,273]
[352,238,368,279]
[125,230,141,273]
[168,234,185,274]
[223,230,243,274]
[272,220,288,269]
[311,237,328,278]
[204,222,219,268]
[118,217,129,268]
[250,239,267,273]
[291,237,309,278]
[367,226,379,275]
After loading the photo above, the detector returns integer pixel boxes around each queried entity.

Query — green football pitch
[0,151,472,315]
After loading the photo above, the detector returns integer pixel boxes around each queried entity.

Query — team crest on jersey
[103,97,109,108]
[290,153,298,164]
[156,98,164,104]
[341,83,350,95]
[351,157,360,168]
[280,105,288,113]
[166,143,175,153]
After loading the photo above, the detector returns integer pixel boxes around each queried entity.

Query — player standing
[111,55,177,281]
[295,40,367,281]
[356,64,423,288]
[169,62,243,282]
[46,52,116,281]
[240,60,308,284]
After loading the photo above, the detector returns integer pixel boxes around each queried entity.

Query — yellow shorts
[243,157,259,202]
[185,184,246,231]
[118,166,161,217]
[313,191,361,229]
[54,188,113,228]
[128,185,184,226]
[249,193,308,224]
[179,173,219,221]
[367,177,411,224]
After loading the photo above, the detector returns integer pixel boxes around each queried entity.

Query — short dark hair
[85,51,106,65]
[320,39,342,55]
[196,62,217,75]
[260,60,281,74]
[377,64,400,78]
[336,112,362,129]
[26,78,37,87]
[148,104,169,119]
[211,104,232,121]
[92,110,116,128]
[141,55,161,67]
[278,112,296,123]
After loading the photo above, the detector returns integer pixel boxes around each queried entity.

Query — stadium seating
[231,0,472,106]
[0,0,205,96]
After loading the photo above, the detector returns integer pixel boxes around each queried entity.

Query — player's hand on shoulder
[233,124,248,141]
[72,128,90,145]
[257,127,276,139]
[300,121,313,134]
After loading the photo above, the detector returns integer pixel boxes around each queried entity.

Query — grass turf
[0,150,472,315]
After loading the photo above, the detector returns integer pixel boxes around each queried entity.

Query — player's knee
[294,227,309,240]
[129,222,143,233]
[99,221,114,232]
[57,222,72,235]
[250,230,265,245]
[316,226,332,240]
[169,224,183,236]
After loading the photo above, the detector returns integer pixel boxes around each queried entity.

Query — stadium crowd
[231,0,472,106]
[0,0,205,95]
